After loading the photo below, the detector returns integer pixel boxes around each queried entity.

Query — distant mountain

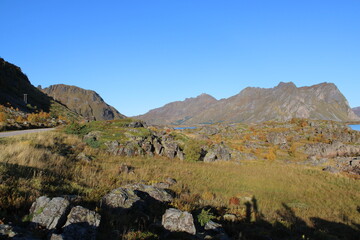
[137,82,360,125]
[0,58,51,112]
[353,107,360,117]
[137,93,217,125]
[42,84,125,121]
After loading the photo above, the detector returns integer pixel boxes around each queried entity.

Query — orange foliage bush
[0,112,7,122]
[27,111,51,123]
[229,196,240,206]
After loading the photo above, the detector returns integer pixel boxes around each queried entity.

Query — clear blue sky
[1,0,359,116]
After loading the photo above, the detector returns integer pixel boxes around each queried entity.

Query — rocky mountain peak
[42,84,125,121]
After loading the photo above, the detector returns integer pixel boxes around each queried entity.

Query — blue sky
[1,1,359,116]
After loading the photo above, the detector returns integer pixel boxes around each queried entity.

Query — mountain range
[137,82,360,125]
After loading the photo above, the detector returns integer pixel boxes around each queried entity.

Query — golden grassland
[0,130,359,230]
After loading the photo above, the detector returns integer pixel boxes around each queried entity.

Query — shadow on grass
[222,197,360,240]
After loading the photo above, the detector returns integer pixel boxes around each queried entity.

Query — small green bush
[64,122,89,136]
[184,139,202,162]
[85,137,101,148]
[197,208,215,226]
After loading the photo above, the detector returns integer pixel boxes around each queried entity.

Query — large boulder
[124,183,173,202]
[162,208,196,235]
[204,144,231,162]
[30,196,70,230]
[50,206,101,240]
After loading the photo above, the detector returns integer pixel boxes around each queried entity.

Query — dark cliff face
[353,107,360,117]
[42,84,125,121]
[0,58,51,112]
[137,82,360,125]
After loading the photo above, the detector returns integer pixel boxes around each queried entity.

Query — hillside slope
[42,84,125,121]
[0,58,51,112]
[352,107,360,117]
[138,82,359,124]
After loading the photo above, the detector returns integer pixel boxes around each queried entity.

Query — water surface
[349,125,360,131]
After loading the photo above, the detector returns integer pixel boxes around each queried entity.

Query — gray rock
[128,121,145,128]
[30,196,70,229]
[267,132,287,145]
[204,144,231,162]
[104,140,119,154]
[204,220,222,231]
[83,131,102,142]
[0,224,17,238]
[153,138,163,155]
[119,163,134,174]
[124,183,173,202]
[322,166,340,173]
[76,152,91,162]
[50,206,101,240]
[152,182,171,189]
[223,214,236,222]
[162,208,196,235]
[165,177,177,186]
[101,188,141,210]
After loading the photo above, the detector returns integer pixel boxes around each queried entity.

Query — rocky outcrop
[305,141,360,158]
[203,144,231,162]
[104,133,185,160]
[42,84,125,121]
[50,206,101,240]
[30,196,70,230]
[162,208,196,235]
[138,82,360,124]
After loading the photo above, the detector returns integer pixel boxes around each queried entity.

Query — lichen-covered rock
[101,188,141,211]
[266,132,287,145]
[50,206,101,240]
[162,208,196,235]
[30,196,70,230]
[204,144,231,162]
[124,183,173,202]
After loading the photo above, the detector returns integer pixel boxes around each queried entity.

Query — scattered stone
[119,163,134,174]
[128,121,145,128]
[165,177,177,186]
[204,220,222,231]
[223,214,236,222]
[267,132,287,145]
[30,196,70,230]
[162,208,196,235]
[76,152,91,162]
[83,131,102,142]
[322,166,340,174]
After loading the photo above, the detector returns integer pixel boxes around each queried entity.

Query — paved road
[0,128,55,138]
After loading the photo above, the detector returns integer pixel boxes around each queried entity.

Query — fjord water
[349,125,360,131]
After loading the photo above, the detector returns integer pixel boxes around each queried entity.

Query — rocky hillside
[353,107,360,117]
[42,84,125,121]
[0,58,51,112]
[138,82,360,125]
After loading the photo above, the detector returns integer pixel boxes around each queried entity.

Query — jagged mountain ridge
[137,82,360,125]
[42,84,125,121]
